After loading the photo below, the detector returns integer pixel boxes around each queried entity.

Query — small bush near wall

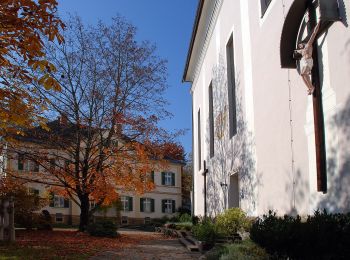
[87,220,118,238]
[192,219,217,243]
[206,240,269,260]
[250,210,350,259]
[216,208,251,237]
[179,213,192,223]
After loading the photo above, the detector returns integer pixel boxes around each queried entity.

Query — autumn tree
[5,16,178,231]
[0,0,64,137]
[182,153,192,211]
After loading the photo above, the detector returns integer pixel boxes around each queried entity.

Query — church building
[183,0,350,217]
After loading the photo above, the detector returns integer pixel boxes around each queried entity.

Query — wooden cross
[202,160,208,217]
[281,0,341,193]
[308,2,327,193]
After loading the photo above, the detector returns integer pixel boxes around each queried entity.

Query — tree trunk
[79,195,90,232]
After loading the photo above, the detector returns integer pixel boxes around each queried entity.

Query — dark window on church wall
[209,82,214,158]
[226,35,237,138]
[261,0,272,17]
[198,109,201,170]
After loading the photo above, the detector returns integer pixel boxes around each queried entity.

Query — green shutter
[18,153,24,171]
[162,200,165,213]
[161,172,165,185]
[64,199,70,208]
[172,200,176,213]
[128,197,133,211]
[171,173,175,186]
[49,192,54,207]
[151,199,155,212]
[140,198,144,212]
[151,171,155,183]
[34,161,39,172]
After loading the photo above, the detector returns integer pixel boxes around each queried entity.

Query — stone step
[179,237,199,252]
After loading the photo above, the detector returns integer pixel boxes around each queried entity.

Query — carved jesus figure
[295,21,321,95]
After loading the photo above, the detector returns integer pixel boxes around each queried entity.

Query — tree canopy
[0,0,64,137]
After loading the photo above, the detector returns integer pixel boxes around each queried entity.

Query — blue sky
[57,0,197,156]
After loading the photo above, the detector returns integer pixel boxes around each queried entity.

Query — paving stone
[90,231,202,260]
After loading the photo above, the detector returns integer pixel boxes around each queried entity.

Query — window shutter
[18,153,24,171]
[33,161,39,172]
[151,171,155,183]
[140,198,144,212]
[49,192,54,207]
[151,199,155,212]
[64,199,70,208]
[171,173,175,186]
[172,200,176,213]
[128,197,133,211]
[161,172,165,185]
[161,200,165,213]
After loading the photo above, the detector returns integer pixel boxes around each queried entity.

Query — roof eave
[182,0,205,83]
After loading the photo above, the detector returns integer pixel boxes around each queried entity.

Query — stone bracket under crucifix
[280,0,341,193]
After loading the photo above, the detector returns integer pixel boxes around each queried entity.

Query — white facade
[184,0,350,217]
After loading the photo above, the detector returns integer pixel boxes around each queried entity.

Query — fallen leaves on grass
[1,230,164,259]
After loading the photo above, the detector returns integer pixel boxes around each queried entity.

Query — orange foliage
[12,230,168,258]
[0,0,64,136]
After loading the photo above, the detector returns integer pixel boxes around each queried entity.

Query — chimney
[59,113,68,126]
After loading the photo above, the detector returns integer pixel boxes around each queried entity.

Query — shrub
[192,219,217,243]
[220,240,269,260]
[192,215,200,225]
[250,210,350,259]
[216,208,251,237]
[179,213,192,223]
[87,219,118,238]
[37,210,53,230]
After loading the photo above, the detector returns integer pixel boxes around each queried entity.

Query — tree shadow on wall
[284,168,309,216]
[317,95,350,212]
[204,56,261,217]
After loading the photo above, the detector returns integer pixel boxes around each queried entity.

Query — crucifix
[202,160,208,217]
[280,0,341,193]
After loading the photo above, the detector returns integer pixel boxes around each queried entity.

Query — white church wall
[189,0,350,217]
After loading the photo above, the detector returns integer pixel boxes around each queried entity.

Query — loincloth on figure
[300,58,313,75]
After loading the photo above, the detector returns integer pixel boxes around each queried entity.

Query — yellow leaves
[38,73,61,91]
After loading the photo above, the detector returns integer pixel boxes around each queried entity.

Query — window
[55,213,63,223]
[140,198,154,213]
[209,82,214,158]
[50,195,69,208]
[17,154,39,172]
[161,172,175,186]
[89,201,96,210]
[226,34,237,138]
[121,196,133,212]
[162,199,175,214]
[198,109,201,170]
[261,0,272,17]
[28,188,39,196]
[121,216,128,225]
[144,217,151,225]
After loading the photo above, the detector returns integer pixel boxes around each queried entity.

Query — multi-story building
[183,0,350,217]
[3,120,184,225]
